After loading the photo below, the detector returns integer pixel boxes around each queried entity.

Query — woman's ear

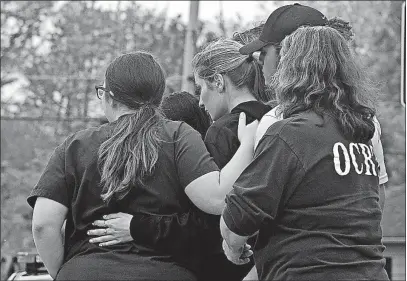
[213,74,225,93]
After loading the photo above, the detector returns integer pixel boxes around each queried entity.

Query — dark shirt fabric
[129,100,271,281]
[223,111,389,281]
[204,100,272,168]
[27,117,219,280]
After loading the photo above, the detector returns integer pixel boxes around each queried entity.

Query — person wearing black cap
[221,25,389,280]
[240,3,327,84]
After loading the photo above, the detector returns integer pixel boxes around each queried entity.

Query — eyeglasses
[95,85,109,100]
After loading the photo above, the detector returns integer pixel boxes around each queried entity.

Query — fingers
[92,220,109,227]
[103,213,122,220]
[240,249,253,259]
[99,240,120,247]
[87,228,115,236]
[89,235,116,244]
[238,112,247,138]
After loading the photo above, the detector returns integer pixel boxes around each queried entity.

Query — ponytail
[98,105,163,203]
[248,56,270,103]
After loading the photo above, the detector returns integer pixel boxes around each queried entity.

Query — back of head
[99,52,166,203]
[161,91,212,138]
[239,3,354,55]
[105,52,165,107]
[192,38,271,103]
[272,26,376,143]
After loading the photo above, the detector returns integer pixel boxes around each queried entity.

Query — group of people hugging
[28,3,390,281]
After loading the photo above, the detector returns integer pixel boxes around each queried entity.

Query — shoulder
[263,111,328,142]
[62,125,108,149]
[205,116,238,145]
[206,113,238,136]
[162,119,202,142]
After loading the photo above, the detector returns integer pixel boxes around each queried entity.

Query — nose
[199,96,204,108]
[259,52,265,66]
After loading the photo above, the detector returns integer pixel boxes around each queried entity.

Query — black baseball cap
[240,3,327,54]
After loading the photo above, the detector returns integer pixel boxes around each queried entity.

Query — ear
[105,91,117,108]
[213,74,225,93]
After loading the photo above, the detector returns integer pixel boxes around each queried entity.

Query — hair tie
[246,54,254,63]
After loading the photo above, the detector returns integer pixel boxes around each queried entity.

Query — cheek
[200,88,211,107]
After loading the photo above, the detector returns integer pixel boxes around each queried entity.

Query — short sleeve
[27,143,69,208]
[204,125,239,169]
[371,117,388,184]
[222,134,305,236]
[255,107,281,149]
[175,123,219,189]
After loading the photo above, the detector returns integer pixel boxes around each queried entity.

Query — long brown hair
[272,26,376,143]
[98,52,166,203]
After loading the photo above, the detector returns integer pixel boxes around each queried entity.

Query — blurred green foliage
[0,1,405,279]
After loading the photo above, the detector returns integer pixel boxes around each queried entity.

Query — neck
[227,89,257,112]
[111,108,138,122]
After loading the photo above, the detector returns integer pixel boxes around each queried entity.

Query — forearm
[220,216,249,250]
[379,183,386,211]
[33,226,64,278]
[216,142,254,210]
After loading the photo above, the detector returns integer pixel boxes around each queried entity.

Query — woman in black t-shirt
[28,52,257,280]
[87,39,271,281]
[221,26,389,280]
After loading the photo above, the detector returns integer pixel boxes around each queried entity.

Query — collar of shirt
[230,101,272,121]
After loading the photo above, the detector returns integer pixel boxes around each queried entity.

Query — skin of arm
[243,266,259,281]
[379,183,386,211]
[220,216,253,264]
[32,197,68,278]
[185,113,259,215]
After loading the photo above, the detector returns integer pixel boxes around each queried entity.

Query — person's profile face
[194,74,227,122]
[259,44,279,85]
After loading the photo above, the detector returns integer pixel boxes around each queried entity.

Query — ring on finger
[104,228,108,235]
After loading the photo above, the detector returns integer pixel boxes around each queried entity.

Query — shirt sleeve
[371,117,388,184]
[222,134,306,236]
[204,125,239,169]
[175,123,219,189]
[27,142,69,208]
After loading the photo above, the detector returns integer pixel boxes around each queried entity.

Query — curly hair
[272,26,376,143]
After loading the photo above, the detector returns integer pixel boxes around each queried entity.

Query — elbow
[32,221,59,239]
[210,199,226,215]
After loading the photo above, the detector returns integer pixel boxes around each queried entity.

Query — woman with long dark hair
[220,26,389,280]
[86,39,271,281]
[28,51,257,280]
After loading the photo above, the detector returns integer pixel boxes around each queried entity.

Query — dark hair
[98,52,166,203]
[192,38,271,103]
[161,91,212,138]
[272,26,376,143]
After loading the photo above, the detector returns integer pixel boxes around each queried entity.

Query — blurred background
[1,1,405,280]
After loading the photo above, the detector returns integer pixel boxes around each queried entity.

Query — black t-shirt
[128,100,271,281]
[223,111,389,280]
[204,100,272,169]
[27,118,218,280]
